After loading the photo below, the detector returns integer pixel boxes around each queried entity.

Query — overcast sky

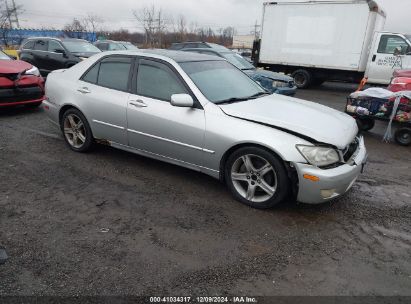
[17,0,411,34]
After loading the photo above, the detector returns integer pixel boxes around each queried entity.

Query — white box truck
[254,0,411,88]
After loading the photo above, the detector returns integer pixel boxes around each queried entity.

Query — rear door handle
[372,54,376,62]
[129,99,147,108]
[77,87,91,94]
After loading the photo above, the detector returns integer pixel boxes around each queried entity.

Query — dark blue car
[181,46,297,96]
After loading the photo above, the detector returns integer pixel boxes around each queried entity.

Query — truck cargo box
[259,0,386,72]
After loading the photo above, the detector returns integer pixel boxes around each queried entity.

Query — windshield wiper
[215,92,270,105]
[215,97,250,105]
[248,91,270,99]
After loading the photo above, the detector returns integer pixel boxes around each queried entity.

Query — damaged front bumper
[292,136,368,204]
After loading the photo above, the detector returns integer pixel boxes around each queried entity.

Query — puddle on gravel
[353,181,411,208]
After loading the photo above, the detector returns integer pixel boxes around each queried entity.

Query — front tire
[225,147,290,209]
[356,117,375,132]
[61,108,94,152]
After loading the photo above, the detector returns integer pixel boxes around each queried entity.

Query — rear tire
[224,147,290,209]
[356,117,375,132]
[60,108,94,152]
[394,128,411,146]
[292,69,312,89]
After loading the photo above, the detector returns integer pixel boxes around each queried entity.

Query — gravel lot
[0,82,410,297]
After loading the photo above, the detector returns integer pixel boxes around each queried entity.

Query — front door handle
[129,99,147,108]
[372,54,377,62]
[77,87,91,94]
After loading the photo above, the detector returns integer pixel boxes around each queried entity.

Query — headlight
[79,57,87,61]
[296,145,340,167]
[272,80,288,88]
[25,66,40,77]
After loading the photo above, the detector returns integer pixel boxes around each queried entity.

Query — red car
[388,69,411,92]
[0,50,45,107]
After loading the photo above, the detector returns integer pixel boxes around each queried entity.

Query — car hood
[0,59,32,74]
[219,94,358,149]
[393,69,411,78]
[244,69,293,82]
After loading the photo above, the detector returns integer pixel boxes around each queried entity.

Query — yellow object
[3,49,19,59]
[303,174,320,182]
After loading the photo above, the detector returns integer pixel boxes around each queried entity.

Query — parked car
[94,40,139,51]
[388,69,411,92]
[0,49,45,107]
[169,41,229,50]
[43,50,367,209]
[182,47,296,95]
[19,37,101,76]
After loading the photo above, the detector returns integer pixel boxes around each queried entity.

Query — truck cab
[366,32,411,84]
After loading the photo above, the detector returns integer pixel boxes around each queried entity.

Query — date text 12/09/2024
[149,296,258,303]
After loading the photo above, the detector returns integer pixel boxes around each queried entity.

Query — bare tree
[0,0,23,47]
[82,13,104,33]
[177,15,186,41]
[133,5,169,48]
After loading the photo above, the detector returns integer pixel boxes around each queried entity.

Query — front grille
[343,137,359,162]
[0,85,43,103]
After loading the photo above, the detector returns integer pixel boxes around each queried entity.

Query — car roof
[24,37,88,43]
[96,49,225,63]
[139,49,225,62]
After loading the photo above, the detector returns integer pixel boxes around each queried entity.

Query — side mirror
[54,49,67,56]
[171,94,194,108]
[394,46,402,56]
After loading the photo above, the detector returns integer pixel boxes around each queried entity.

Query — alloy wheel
[63,114,86,149]
[230,154,278,203]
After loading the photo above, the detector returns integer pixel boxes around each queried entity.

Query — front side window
[48,40,65,53]
[34,40,47,51]
[82,57,132,92]
[136,59,188,101]
[180,60,265,103]
[378,35,410,55]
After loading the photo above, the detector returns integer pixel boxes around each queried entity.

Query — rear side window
[34,40,47,51]
[98,57,132,91]
[136,59,188,101]
[82,63,100,84]
[22,40,35,50]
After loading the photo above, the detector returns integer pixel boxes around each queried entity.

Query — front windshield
[0,50,11,60]
[122,43,138,50]
[180,60,265,104]
[63,41,101,53]
[222,52,255,70]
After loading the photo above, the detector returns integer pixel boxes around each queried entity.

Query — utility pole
[253,20,260,39]
[5,0,20,28]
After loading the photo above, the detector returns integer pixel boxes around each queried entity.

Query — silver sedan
[43,50,367,209]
